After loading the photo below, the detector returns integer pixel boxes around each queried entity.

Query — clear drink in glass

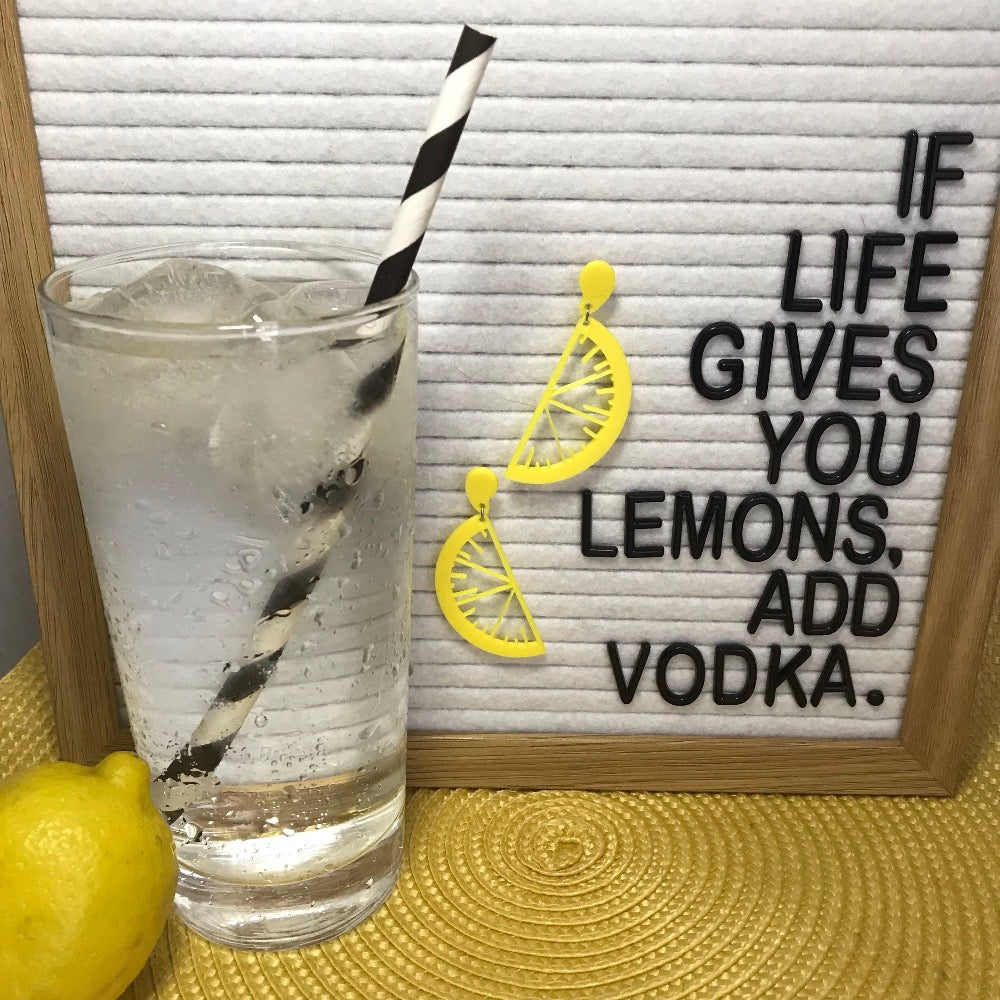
[38,242,417,950]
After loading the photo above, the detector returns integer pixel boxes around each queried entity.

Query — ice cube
[75,259,278,325]
[205,314,406,508]
[207,346,378,500]
[255,280,366,323]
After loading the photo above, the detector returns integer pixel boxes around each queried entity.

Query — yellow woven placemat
[2,631,999,1000]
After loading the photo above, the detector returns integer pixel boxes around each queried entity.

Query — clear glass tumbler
[38,242,417,950]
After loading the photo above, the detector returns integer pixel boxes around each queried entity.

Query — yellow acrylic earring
[506,260,632,484]
[434,467,545,658]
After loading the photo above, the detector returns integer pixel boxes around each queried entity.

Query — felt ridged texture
[18,4,1000,740]
[1,623,998,999]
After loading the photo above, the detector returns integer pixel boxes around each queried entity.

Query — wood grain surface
[406,733,947,795]
[0,0,117,764]
[900,196,1000,793]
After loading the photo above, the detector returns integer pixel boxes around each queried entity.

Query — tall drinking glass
[38,242,417,950]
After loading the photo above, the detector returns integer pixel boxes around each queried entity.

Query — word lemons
[0,752,177,1000]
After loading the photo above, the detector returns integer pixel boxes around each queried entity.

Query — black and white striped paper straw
[155,465,365,822]
[365,24,496,305]
[154,25,495,819]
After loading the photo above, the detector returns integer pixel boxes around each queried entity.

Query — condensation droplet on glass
[272,486,294,523]
[151,422,168,432]
[180,821,201,842]
[372,491,385,510]
[351,550,362,569]
[362,643,376,670]
[238,548,261,571]
[154,542,170,559]
[210,590,229,606]
[254,714,268,728]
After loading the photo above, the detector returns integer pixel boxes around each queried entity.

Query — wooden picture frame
[2,7,998,795]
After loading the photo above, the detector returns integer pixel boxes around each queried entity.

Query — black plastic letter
[781,231,823,312]
[690,322,745,400]
[656,643,706,706]
[905,231,958,312]
[581,489,618,557]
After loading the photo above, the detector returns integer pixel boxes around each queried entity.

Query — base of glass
[172,811,404,951]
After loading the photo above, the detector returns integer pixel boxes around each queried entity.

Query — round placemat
[2,628,998,999]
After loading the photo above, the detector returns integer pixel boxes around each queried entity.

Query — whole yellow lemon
[0,752,177,1000]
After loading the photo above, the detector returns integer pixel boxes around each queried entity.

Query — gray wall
[0,411,40,677]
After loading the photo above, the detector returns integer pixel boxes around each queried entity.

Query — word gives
[605,640,878,709]
[690,321,936,403]
[581,489,901,567]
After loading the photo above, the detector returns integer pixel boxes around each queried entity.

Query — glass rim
[37,239,419,343]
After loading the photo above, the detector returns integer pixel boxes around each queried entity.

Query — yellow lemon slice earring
[506,260,632,484]
[435,467,545,658]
